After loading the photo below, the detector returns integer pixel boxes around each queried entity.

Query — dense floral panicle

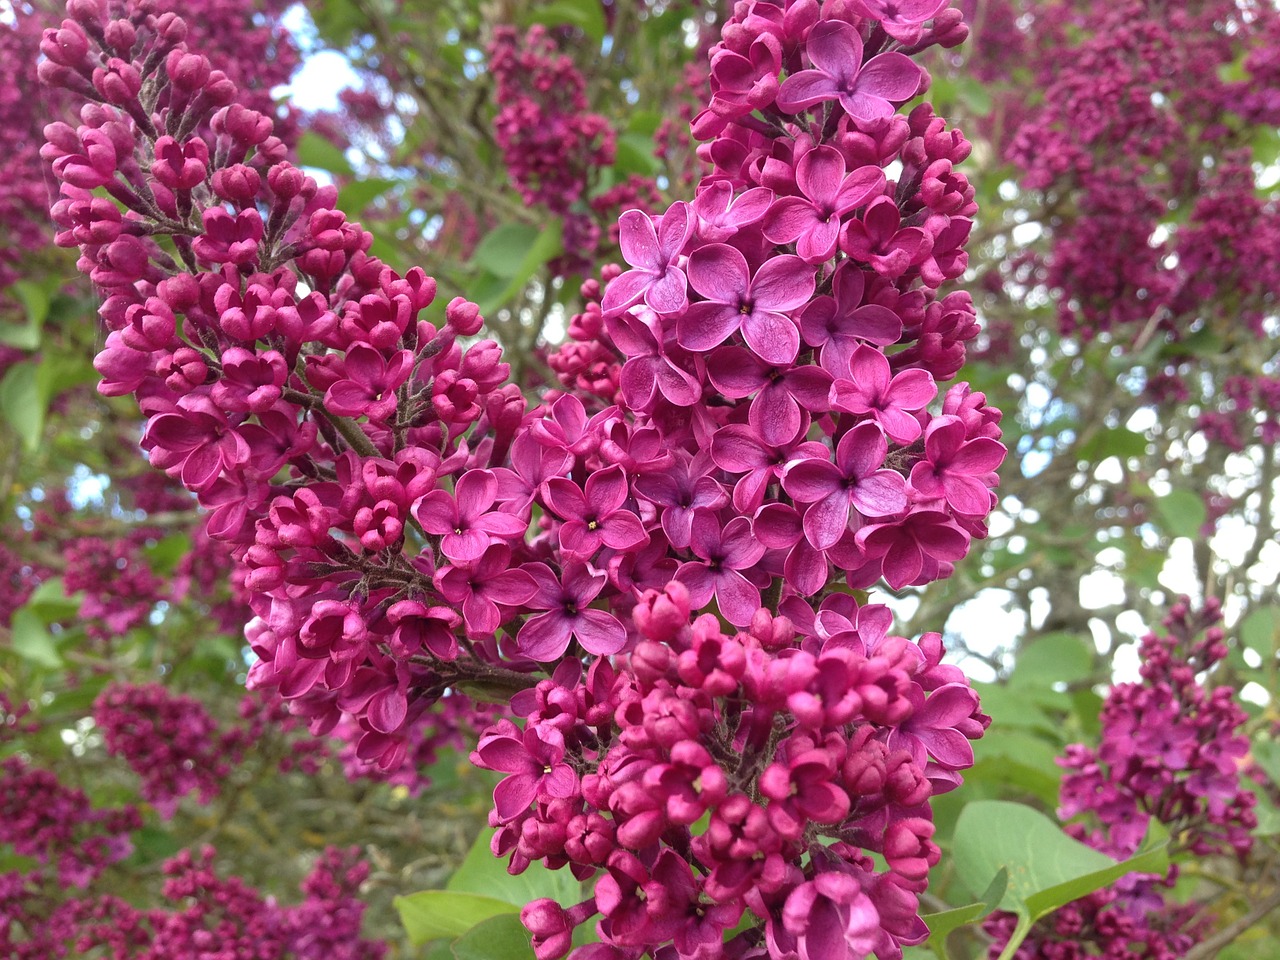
[0,756,141,888]
[986,598,1259,959]
[489,25,615,216]
[42,0,1003,957]
[93,682,252,818]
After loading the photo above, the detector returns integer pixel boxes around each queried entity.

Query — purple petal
[951,437,1007,475]
[834,166,887,215]
[368,687,408,734]
[805,20,862,85]
[574,609,628,655]
[600,510,649,551]
[803,491,852,550]
[601,267,655,317]
[678,301,744,352]
[587,465,630,514]
[855,52,923,101]
[852,471,908,518]
[606,312,658,358]
[621,358,660,411]
[743,310,801,365]
[712,425,769,472]
[646,265,690,315]
[888,368,938,408]
[619,208,660,270]
[763,196,822,246]
[797,146,846,206]
[783,458,842,503]
[751,255,816,312]
[493,773,538,821]
[706,346,768,397]
[687,243,750,303]
[836,422,889,479]
[656,358,702,406]
[943,474,994,516]
[676,561,717,608]
[518,611,572,662]
[776,69,840,113]
[751,384,803,448]
[715,570,762,627]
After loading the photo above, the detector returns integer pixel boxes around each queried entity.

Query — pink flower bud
[445,296,483,336]
[212,164,262,204]
[41,21,90,67]
[103,19,136,55]
[632,582,691,642]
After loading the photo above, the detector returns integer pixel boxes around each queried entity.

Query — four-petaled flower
[676,513,767,627]
[678,243,814,364]
[764,146,885,263]
[518,563,627,661]
[602,201,695,317]
[908,415,1006,515]
[776,19,923,121]
[541,464,649,558]
[435,543,539,635]
[830,344,937,443]
[783,421,907,549]
[413,469,528,562]
[471,719,578,822]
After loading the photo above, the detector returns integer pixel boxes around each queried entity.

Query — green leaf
[1154,489,1206,539]
[25,577,83,621]
[1076,426,1148,463]
[472,220,564,314]
[393,891,518,946]
[923,868,1008,954]
[1240,606,1278,657]
[1010,633,1095,687]
[613,132,661,178]
[953,802,1169,960]
[296,131,354,177]
[9,608,62,668]
[0,323,40,350]
[128,825,182,866]
[143,533,192,576]
[1252,736,1280,784]
[473,223,543,279]
[338,177,397,214]
[525,0,606,44]
[450,914,536,960]
[448,827,582,908]
[0,361,44,452]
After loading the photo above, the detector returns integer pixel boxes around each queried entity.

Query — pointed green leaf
[9,608,62,668]
[954,802,1169,960]
[923,867,1008,955]
[448,827,583,908]
[450,914,536,960]
[393,891,518,945]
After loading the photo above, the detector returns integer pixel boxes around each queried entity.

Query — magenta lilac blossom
[41,1,1003,958]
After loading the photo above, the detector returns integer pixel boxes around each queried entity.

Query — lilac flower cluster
[0,756,141,888]
[39,0,1003,956]
[509,582,987,960]
[986,598,1259,959]
[93,682,251,818]
[0,0,296,302]
[489,25,616,216]
[1058,597,1256,862]
[1,837,386,960]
